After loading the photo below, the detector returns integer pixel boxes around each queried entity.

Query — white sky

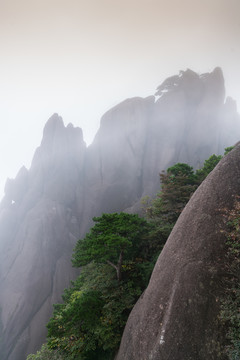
[0,0,240,199]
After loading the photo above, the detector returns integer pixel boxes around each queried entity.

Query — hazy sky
[0,0,240,199]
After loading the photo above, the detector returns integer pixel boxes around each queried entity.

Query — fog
[0,0,240,199]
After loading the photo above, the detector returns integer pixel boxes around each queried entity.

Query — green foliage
[72,213,151,281]
[47,213,156,359]
[146,156,225,253]
[195,154,223,183]
[26,343,65,360]
[148,163,198,226]
[220,199,240,359]
[224,146,235,155]
[48,288,106,360]
[44,151,228,360]
[166,163,195,179]
[194,146,234,184]
[47,261,150,359]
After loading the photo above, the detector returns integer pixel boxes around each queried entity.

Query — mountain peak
[31,114,86,172]
[42,113,64,138]
[0,68,239,360]
[155,67,225,106]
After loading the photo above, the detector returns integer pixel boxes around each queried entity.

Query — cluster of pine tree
[27,150,232,360]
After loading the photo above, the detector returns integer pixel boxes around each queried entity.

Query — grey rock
[0,68,240,359]
[0,114,85,360]
[116,143,240,360]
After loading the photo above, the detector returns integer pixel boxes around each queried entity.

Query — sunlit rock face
[0,68,239,360]
[116,143,240,360]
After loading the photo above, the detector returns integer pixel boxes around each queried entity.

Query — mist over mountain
[0,68,240,360]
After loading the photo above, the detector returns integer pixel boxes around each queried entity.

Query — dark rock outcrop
[116,144,240,360]
[0,68,239,360]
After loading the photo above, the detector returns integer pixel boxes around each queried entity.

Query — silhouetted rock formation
[116,143,240,360]
[0,68,239,360]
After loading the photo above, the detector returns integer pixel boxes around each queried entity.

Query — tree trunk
[106,250,124,281]
[116,251,123,281]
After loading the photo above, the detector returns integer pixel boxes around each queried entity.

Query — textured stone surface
[0,69,240,359]
[116,144,240,360]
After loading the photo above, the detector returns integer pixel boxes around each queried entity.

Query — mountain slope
[116,142,240,360]
[0,68,239,360]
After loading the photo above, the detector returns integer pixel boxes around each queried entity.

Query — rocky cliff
[116,141,240,360]
[0,115,86,359]
[0,68,239,360]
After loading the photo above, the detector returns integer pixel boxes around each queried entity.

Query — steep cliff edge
[116,143,240,360]
[0,115,86,360]
[0,68,239,360]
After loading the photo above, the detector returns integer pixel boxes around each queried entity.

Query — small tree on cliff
[148,163,198,224]
[195,154,222,183]
[72,213,151,281]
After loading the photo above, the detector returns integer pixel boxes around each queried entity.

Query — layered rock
[0,68,239,359]
[116,143,240,360]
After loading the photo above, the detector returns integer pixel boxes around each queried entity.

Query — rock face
[84,67,239,216]
[116,144,240,360]
[0,68,239,360]
[0,115,85,360]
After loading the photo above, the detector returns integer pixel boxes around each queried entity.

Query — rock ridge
[0,68,240,359]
